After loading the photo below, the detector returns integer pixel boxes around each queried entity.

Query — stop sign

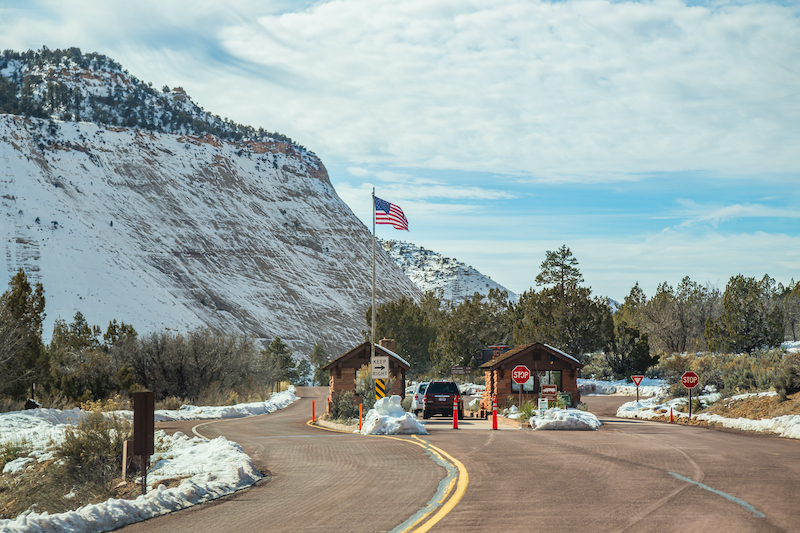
[681,371,699,389]
[512,365,531,385]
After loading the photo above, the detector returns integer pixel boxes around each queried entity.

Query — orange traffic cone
[669,407,674,423]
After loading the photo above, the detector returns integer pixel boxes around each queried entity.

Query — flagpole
[371,188,376,364]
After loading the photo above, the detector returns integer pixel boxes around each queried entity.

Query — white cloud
[3,0,798,183]
[673,200,800,227]
[424,229,800,300]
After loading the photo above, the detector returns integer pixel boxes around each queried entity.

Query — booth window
[511,375,536,392]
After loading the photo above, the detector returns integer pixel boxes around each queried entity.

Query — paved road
[120,390,800,533]
[120,387,446,533]
[424,395,800,533]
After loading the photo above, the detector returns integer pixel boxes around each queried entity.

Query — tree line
[370,245,799,380]
[0,269,330,404]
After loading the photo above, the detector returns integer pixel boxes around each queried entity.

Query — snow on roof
[544,344,581,365]
[376,343,410,368]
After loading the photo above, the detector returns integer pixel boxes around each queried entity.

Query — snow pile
[784,341,800,353]
[0,430,260,533]
[360,396,428,435]
[458,383,485,396]
[530,408,602,430]
[152,388,299,421]
[578,377,668,398]
[615,392,800,440]
[0,390,300,530]
[503,405,522,419]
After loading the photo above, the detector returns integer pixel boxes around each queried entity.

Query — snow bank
[578,377,668,398]
[151,388,299,422]
[615,393,800,440]
[0,389,300,531]
[360,396,428,435]
[0,430,261,533]
[530,408,602,430]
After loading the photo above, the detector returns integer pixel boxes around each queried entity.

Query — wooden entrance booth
[479,343,583,415]
[321,339,410,413]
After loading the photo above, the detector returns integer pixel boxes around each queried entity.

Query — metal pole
[689,388,692,418]
[371,188,376,364]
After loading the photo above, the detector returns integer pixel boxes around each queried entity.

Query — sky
[1,0,798,301]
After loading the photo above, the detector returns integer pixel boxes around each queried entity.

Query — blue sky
[2,0,798,300]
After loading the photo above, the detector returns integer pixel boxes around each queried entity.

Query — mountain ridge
[1,49,421,356]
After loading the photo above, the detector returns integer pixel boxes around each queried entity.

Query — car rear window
[426,382,459,394]
[418,383,428,393]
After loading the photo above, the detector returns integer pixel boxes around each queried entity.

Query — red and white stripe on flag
[374,196,409,231]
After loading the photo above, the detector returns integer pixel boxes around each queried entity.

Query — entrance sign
[451,366,472,375]
[512,365,531,385]
[371,355,389,379]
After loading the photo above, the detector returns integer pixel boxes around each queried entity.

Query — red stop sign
[512,365,531,385]
[681,371,699,389]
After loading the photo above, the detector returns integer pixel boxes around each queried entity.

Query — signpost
[372,355,389,400]
[371,355,389,379]
[450,366,472,375]
[681,371,700,417]
[512,365,530,406]
[538,397,549,417]
[132,391,154,496]
[631,375,644,402]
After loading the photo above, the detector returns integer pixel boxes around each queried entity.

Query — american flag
[374,196,409,231]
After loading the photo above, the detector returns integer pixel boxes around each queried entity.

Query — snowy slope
[379,239,517,304]
[0,119,420,356]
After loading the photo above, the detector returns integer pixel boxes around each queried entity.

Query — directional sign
[371,355,389,380]
[512,365,530,385]
[681,371,699,389]
[631,375,644,387]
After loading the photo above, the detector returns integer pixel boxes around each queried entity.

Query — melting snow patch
[0,430,261,533]
[530,408,602,430]
[360,396,428,435]
[578,378,668,398]
[616,394,800,440]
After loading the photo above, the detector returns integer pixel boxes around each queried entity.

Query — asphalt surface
[118,390,800,533]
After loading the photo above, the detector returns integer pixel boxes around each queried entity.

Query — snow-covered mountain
[1,49,421,356]
[379,239,517,304]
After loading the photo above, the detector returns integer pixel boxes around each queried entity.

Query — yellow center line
[306,421,469,532]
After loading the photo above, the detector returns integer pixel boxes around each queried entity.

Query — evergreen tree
[0,269,47,398]
[705,274,784,353]
[262,337,297,386]
[309,344,330,386]
[296,359,312,386]
[535,245,584,298]
[367,295,439,376]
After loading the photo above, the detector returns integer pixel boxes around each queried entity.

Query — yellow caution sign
[375,379,386,399]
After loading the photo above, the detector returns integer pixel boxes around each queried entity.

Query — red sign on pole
[512,365,531,385]
[681,371,699,389]
[631,375,644,387]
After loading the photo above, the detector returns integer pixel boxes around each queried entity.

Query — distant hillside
[379,239,517,304]
[1,48,421,356]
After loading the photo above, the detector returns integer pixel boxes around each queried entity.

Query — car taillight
[423,394,428,403]
[414,394,419,401]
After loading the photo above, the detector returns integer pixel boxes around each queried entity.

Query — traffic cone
[452,396,459,430]
[669,407,674,423]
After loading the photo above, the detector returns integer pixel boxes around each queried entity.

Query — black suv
[422,381,463,419]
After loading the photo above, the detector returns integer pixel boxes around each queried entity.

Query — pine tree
[0,269,47,398]
[535,245,584,298]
